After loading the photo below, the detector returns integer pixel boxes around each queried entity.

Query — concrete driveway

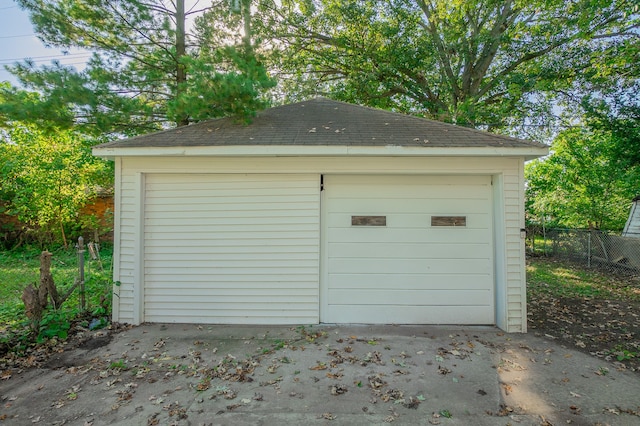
[1,324,639,425]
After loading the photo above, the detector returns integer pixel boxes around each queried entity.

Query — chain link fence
[526,227,640,274]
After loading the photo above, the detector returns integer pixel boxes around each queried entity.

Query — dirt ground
[527,262,640,373]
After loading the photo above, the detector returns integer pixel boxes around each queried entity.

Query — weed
[610,346,638,361]
[38,311,71,342]
[109,360,127,370]
[439,409,452,418]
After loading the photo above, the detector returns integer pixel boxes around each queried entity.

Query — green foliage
[439,409,452,419]
[611,345,637,362]
[1,0,274,135]
[525,123,640,230]
[168,49,275,124]
[0,125,111,245]
[109,360,128,371]
[38,310,70,342]
[261,0,638,129]
[583,93,640,169]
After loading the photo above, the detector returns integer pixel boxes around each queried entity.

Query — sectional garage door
[323,175,494,324]
[143,174,321,324]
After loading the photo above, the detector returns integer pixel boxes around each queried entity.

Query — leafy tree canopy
[525,123,640,230]
[583,94,640,169]
[260,0,639,130]
[1,0,275,136]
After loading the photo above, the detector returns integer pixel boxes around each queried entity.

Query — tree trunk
[175,0,189,127]
[40,251,60,308]
[59,219,68,249]
[243,0,252,54]
[22,284,43,327]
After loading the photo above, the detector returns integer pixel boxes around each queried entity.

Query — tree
[525,124,639,230]
[583,96,640,169]
[1,0,274,136]
[0,125,112,247]
[260,0,639,130]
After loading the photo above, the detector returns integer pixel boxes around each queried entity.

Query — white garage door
[323,175,494,324]
[143,174,320,324]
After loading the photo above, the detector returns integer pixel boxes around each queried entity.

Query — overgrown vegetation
[527,256,640,369]
[0,125,113,249]
[0,245,113,356]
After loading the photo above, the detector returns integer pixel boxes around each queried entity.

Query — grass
[526,236,554,256]
[527,256,640,302]
[0,245,113,346]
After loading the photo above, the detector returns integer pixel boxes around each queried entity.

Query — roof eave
[92,144,549,161]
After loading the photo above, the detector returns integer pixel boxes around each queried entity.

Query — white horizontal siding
[502,163,526,331]
[142,173,320,324]
[112,162,137,323]
[323,174,494,325]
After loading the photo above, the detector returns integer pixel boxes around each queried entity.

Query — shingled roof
[94,97,547,150]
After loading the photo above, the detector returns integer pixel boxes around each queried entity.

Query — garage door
[323,175,494,324]
[143,174,320,324]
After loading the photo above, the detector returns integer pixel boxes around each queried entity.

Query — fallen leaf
[309,362,327,371]
[318,412,336,420]
[330,384,348,395]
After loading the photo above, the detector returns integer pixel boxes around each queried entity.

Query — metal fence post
[587,231,592,268]
[78,236,86,311]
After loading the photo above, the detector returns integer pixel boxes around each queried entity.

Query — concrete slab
[1,324,639,425]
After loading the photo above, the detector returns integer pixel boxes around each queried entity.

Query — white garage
[93,97,548,332]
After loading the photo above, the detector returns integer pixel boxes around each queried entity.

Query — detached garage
[93,98,547,332]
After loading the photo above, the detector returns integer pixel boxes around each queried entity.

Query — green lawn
[527,256,640,301]
[0,246,113,332]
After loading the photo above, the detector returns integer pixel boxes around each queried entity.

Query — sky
[0,1,90,86]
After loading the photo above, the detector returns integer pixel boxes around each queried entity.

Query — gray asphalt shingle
[94,97,547,149]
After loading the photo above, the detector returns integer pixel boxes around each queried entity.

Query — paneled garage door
[143,174,320,324]
[323,175,494,324]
